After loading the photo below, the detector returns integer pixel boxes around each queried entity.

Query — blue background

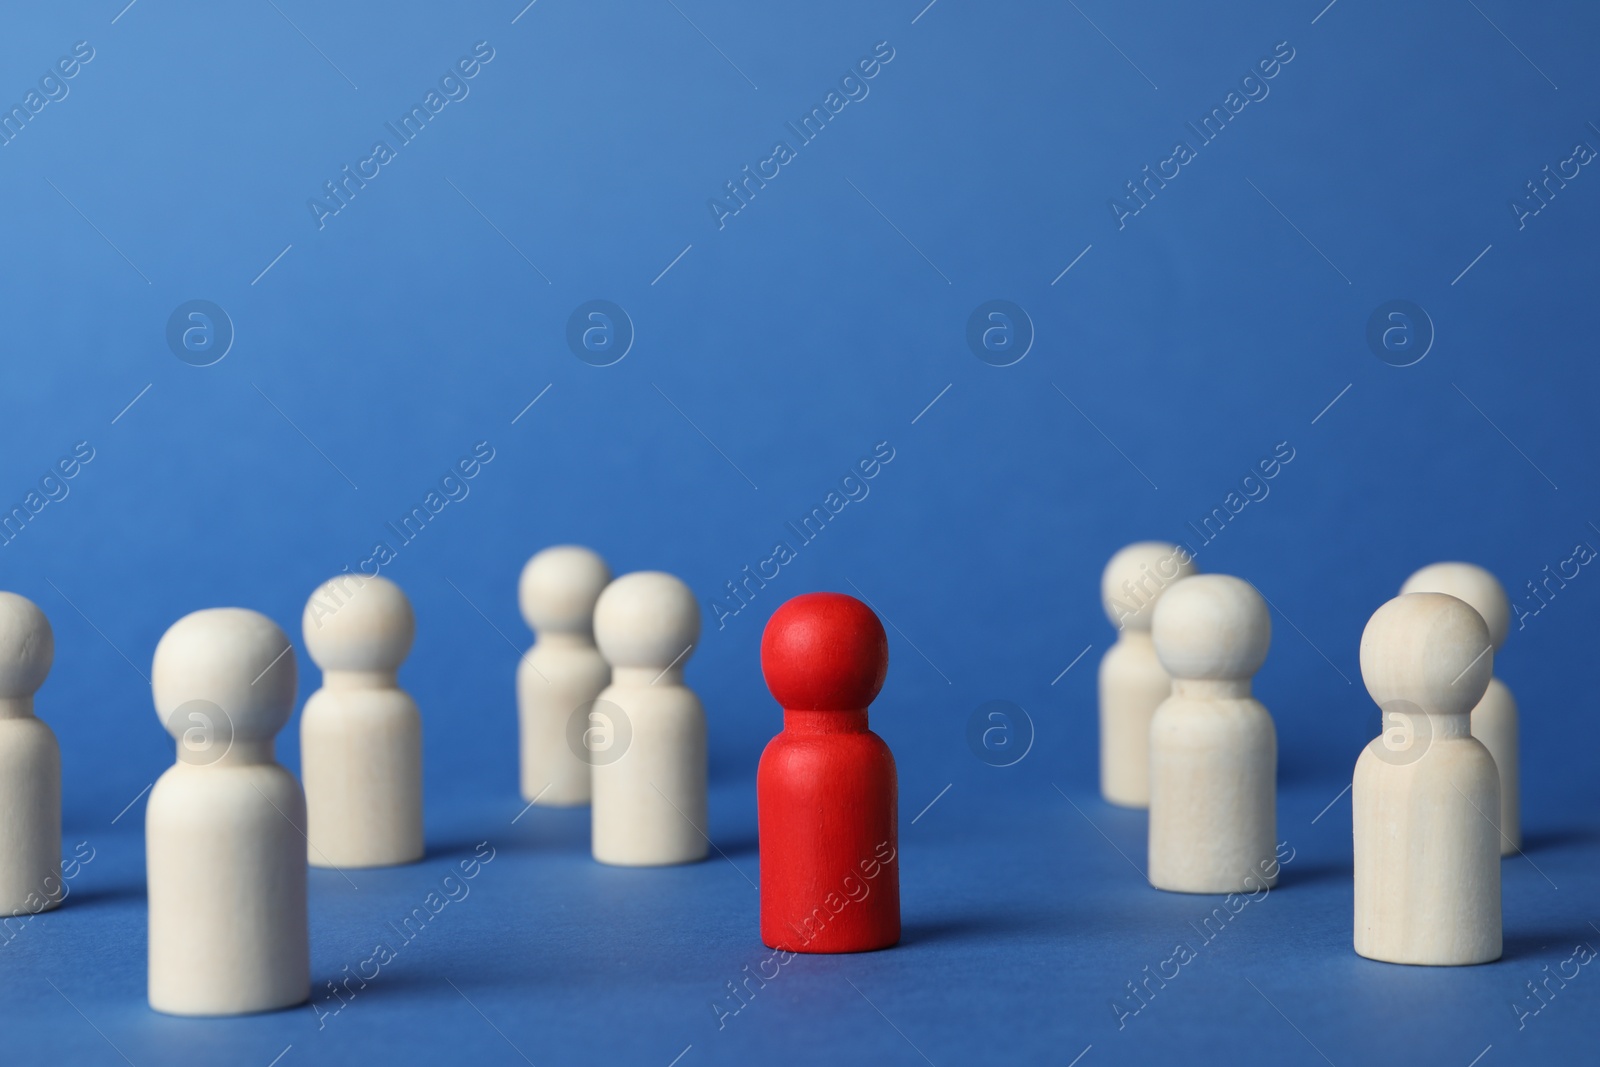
[1,0,1597,1063]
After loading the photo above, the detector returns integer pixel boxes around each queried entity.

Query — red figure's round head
[761,592,888,711]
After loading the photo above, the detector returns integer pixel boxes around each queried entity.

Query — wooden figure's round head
[1400,562,1510,652]
[761,592,888,711]
[152,608,297,746]
[303,574,414,673]
[593,571,699,671]
[519,545,612,636]
[1152,573,1270,680]
[1360,592,1492,717]
[0,592,53,700]
[1101,541,1198,632]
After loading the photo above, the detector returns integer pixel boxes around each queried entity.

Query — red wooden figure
[758,592,899,953]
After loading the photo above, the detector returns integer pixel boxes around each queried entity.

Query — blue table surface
[3,0,1599,1062]
[8,770,1598,1067]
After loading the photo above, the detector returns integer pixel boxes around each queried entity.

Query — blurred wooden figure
[518,545,611,807]
[0,592,61,916]
[301,574,423,868]
[1401,562,1518,854]
[1098,542,1198,807]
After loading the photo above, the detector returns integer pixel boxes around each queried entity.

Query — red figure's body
[758,593,899,953]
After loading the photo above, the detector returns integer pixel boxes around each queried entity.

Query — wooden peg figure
[1354,592,1501,965]
[518,545,612,807]
[1400,562,1518,854]
[0,592,61,917]
[1098,542,1199,807]
[590,571,707,866]
[148,608,309,1015]
[758,592,899,953]
[1147,574,1277,894]
[300,574,424,868]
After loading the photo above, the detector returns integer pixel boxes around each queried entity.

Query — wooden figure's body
[1472,678,1519,855]
[517,546,612,806]
[300,685,422,868]
[1354,592,1501,966]
[1098,634,1168,808]
[1147,574,1277,894]
[1352,727,1501,965]
[149,607,309,1015]
[1148,682,1277,892]
[519,638,609,805]
[1098,542,1198,808]
[148,749,309,1014]
[0,593,61,916]
[300,575,423,868]
[1401,563,1519,854]
[590,572,708,867]
[759,593,899,953]
[591,670,708,865]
